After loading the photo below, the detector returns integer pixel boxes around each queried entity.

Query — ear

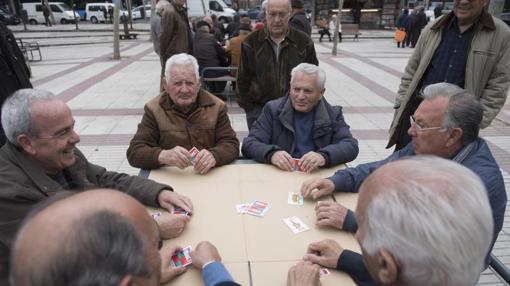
[376,249,398,284]
[161,77,169,93]
[17,134,36,155]
[118,275,135,286]
[320,88,326,98]
[446,127,463,147]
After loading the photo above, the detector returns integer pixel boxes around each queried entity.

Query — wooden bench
[119,33,138,40]
[16,38,42,62]
[342,23,361,41]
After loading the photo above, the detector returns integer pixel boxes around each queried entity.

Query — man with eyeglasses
[237,0,318,130]
[300,82,506,284]
[0,89,194,285]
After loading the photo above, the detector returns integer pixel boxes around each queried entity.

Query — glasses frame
[411,116,446,133]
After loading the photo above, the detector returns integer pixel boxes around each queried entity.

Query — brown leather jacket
[127,90,239,169]
[237,27,318,111]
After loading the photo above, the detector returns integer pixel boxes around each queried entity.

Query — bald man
[10,190,239,286]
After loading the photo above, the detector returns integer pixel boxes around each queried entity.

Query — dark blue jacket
[331,138,506,285]
[241,96,359,166]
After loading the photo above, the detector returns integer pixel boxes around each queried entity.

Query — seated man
[0,89,193,284]
[10,189,240,286]
[303,157,494,286]
[127,53,239,174]
[242,63,358,172]
[302,83,506,269]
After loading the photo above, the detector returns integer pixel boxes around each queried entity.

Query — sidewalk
[25,35,510,285]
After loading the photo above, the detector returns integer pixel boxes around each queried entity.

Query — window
[36,4,43,12]
[209,1,221,11]
[50,4,62,12]
[89,5,99,11]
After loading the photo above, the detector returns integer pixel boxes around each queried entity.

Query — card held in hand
[170,246,193,268]
[189,147,199,165]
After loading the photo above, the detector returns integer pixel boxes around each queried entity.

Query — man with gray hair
[0,89,194,284]
[303,157,494,286]
[301,82,506,277]
[127,53,239,174]
[242,63,358,172]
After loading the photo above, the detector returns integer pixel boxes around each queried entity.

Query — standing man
[0,22,32,147]
[237,0,318,130]
[289,0,311,36]
[159,0,192,80]
[150,0,171,56]
[388,0,510,150]
[42,2,51,26]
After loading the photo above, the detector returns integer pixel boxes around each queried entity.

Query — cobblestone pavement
[14,25,510,284]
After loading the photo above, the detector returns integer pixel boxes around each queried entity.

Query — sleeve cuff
[342,210,358,233]
[316,151,330,166]
[202,261,235,286]
[337,249,364,273]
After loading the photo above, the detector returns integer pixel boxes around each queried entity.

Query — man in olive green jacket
[389,6,510,149]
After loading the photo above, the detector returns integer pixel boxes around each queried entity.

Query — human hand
[315,201,348,230]
[155,212,190,239]
[194,149,217,175]
[190,241,222,269]
[270,151,294,171]
[160,244,187,283]
[286,261,321,286]
[158,190,193,214]
[158,146,191,169]
[300,152,326,173]
[303,239,343,269]
[300,178,335,200]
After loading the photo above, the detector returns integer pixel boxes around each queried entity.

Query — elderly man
[301,83,506,269]
[389,0,510,150]
[242,63,358,172]
[127,54,239,174]
[0,89,193,284]
[303,157,493,286]
[10,190,240,286]
[237,0,318,130]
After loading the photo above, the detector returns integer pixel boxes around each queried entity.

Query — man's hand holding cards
[170,246,193,268]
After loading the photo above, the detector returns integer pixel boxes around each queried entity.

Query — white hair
[164,53,200,83]
[290,63,326,90]
[361,156,493,286]
[1,89,57,147]
[155,0,171,14]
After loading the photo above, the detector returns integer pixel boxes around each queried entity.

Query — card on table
[292,158,304,172]
[170,246,192,268]
[288,192,303,206]
[246,200,270,217]
[320,268,330,277]
[189,147,199,165]
[173,207,189,216]
[283,216,309,234]
[235,203,251,214]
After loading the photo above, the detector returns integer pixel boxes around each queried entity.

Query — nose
[69,129,80,144]
[407,123,417,137]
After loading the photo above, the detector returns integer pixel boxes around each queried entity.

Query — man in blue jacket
[301,83,507,283]
[242,63,359,172]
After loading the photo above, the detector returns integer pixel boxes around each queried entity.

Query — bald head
[11,190,161,286]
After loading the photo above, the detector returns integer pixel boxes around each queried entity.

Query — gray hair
[11,210,151,285]
[261,0,268,11]
[1,89,56,147]
[422,82,482,144]
[290,63,326,90]
[360,156,493,286]
[156,0,171,14]
[267,0,291,11]
[164,53,200,83]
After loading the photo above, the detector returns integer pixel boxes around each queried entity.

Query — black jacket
[289,11,311,36]
[192,30,229,77]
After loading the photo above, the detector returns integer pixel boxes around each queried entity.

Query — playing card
[288,192,303,206]
[173,207,189,216]
[189,147,199,165]
[170,246,192,268]
[320,268,330,277]
[235,203,251,214]
[246,200,270,217]
[283,216,309,234]
[292,158,304,172]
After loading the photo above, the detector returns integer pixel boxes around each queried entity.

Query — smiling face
[289,71,324,113]
[453,0,488,26]
[164,64,200,108]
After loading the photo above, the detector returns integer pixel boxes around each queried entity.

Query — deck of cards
[173,207,189,216]
[283,216,309,234]
[288,192,303,206]
[235,200,270,217]
[170,246,192,268]
[189,147,199,165]
[292,158,304,172]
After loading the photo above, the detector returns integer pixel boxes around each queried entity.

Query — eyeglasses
[411,116,445,133]
[36,121,76,140]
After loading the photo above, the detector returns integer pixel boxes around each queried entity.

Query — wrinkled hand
[300,152,326,173]
[287,261,321,286]
[158,146,191,169]
[160,244,187,283]
[156,212,190,239]
[158,190,193,214]
[300,178,335,200]
[315,201,348,230]
[194,149,217,175]
[190,241,222,269]
[303,239,343,269]
[271,151,294,171]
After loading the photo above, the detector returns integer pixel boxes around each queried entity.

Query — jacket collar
[256,26,299,44]
[159,89,215,111]
[431,9,495,31]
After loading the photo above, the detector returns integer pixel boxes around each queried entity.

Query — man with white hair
[127,53,239,174]
[242,63,358,172]
[301,83,506,273]
[303,157,494,286]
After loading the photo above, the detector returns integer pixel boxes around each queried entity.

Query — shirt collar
[431,9,495,31]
